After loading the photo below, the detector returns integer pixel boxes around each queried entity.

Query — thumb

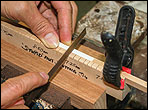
[22,6,59,48]
[1,72,49,107]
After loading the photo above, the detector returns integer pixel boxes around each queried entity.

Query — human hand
[1,1,78,48]
[1,72,49,109]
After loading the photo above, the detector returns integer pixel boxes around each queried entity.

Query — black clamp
[101,5,135,89]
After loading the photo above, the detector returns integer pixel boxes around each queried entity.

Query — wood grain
[121,72,147,93]
[1,39,106,109]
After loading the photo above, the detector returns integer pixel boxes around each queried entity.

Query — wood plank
[3,18,147,97]
[121,72,147,93]
[58,48,66,54]
[1,19,131,100]
[76,44,105,62]
[1,39,106,109]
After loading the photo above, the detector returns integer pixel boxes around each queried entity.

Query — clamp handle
[101,32,123,87]
[101,5,135,88]
[115,5,135,69]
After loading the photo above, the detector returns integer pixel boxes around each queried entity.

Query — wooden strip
[76,44,105,62]
[84,60,90,65]
[92,63,99,69]
[55,46,61,51]
[1,39,106,109]
[73,55,81,61]
[97,66,103,72]
[69,53,76,59]
[79,57,86,63]
[58,48,66,54]
[93,59,104,66]
[59,42,94,61]
[88,61,94,67]
[121,72,147,93]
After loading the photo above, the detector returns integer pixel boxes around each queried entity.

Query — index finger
[51,1,72,45]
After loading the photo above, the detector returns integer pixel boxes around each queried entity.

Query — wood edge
[121,72,147,93]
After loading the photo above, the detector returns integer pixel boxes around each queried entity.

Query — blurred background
[75,1,147,21]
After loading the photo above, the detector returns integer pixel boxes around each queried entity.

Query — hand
[1,1,78,48]
[1,72,49,109]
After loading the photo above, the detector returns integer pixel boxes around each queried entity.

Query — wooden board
[1,39,107,109]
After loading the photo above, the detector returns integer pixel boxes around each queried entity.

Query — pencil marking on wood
[1,27,13,37]
[21,42,88,79]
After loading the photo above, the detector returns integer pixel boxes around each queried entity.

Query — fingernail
[14,98,25,105]
[41,33,59,48]
[39,72,49,80]
[62,41,72,46]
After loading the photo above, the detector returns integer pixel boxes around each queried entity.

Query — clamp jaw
[101,5,135,89]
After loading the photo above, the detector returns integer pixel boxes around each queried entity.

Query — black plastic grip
[101,32,123,87]
[115,5,135,68]
[101,5,135,88]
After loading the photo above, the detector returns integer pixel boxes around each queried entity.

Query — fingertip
[62,41,72,46]
[40,32,59,48]
[59,30,72,46]
[28,72,49,86]
[39,72,49,81]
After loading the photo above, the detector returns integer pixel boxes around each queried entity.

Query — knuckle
[31,19,50,37]
[3,72,45,96]
[5,79,24,94]
[15,2,29,13]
